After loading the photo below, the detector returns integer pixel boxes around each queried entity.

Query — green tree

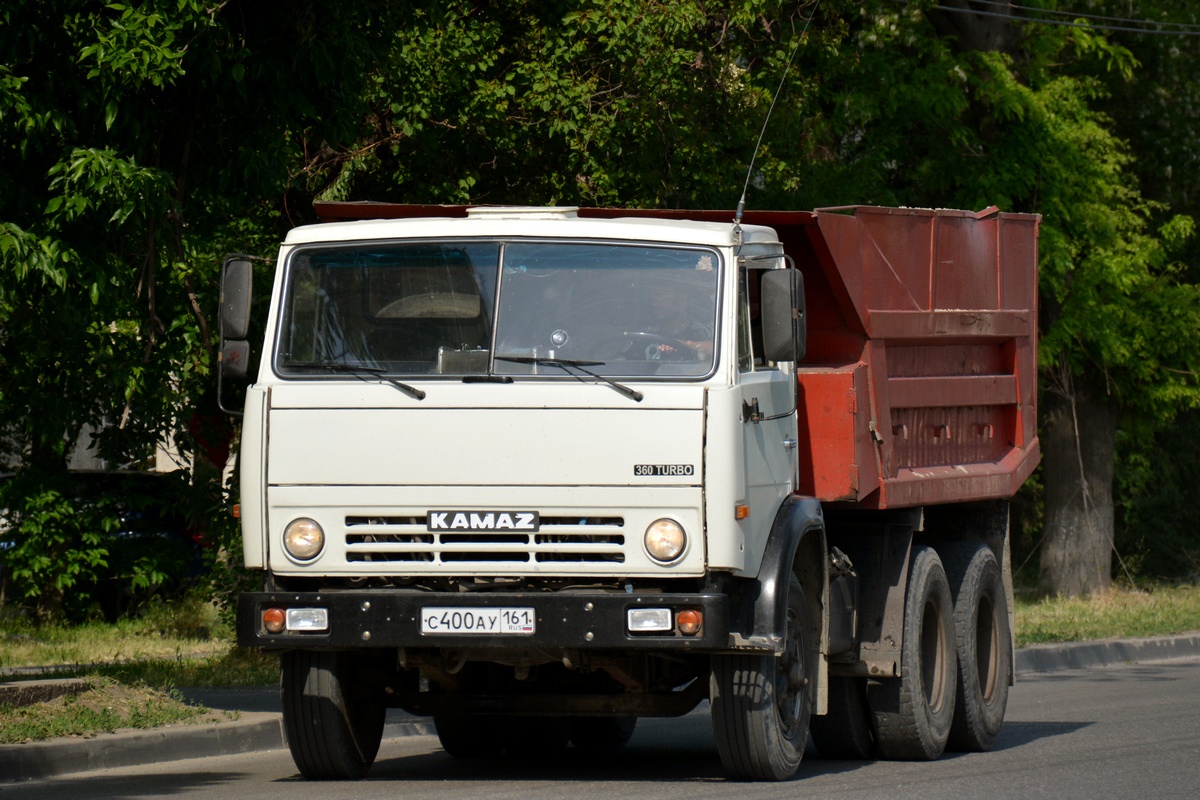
[0,1,402,618]
[769,0,1200,595]
[4,0,1196,615]
[1078,1,1200,580]
[311,0,1200,595]
[311,0,834,209]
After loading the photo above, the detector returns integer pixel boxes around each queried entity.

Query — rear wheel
[942,542,1011,752]
[710,573,815,781]
[435,714,571,759]
[504,716,572,757]
[809,676,876,760]
[433,714,503,759]
[281,650,386,780]
[570,717,638,752]
[868,545,956,760]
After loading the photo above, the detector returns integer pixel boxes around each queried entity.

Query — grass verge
[1,596,279,743]
[1014,582,1200,646]
[0,677,236,744]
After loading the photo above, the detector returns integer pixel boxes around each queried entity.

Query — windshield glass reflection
[277,240,719,379]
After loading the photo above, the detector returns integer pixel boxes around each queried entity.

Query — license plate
[420,607,536,635]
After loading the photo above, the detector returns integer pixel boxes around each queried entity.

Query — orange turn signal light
[677,609,703,636]
[735,504,750,520]
[263,607,286,634]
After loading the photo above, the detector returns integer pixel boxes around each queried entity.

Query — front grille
[343,515,626,564]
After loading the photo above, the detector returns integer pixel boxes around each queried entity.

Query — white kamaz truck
[221,203,1040,781]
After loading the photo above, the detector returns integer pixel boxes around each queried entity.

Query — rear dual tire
[868,545,957,760]
[942,542,1011,752]
[570,716,638,751]
[809,542,1012,763]
[435,715,634,758]
[434,714,573,758]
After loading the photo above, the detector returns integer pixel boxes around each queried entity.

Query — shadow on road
[992,720,1092,750]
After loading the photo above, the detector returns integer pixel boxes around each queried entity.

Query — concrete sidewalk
[3,633,1199,782]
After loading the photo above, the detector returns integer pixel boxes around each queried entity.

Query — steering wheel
[604,331,700,361]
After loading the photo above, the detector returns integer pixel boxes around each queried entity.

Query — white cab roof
[283,206,780,248]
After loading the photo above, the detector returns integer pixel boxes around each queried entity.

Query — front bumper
[237,589,731,651]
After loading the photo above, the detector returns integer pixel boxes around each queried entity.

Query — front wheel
[710,573,815,781]
[281,650,386,780]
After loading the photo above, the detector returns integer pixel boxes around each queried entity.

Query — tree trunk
[1037,373,1118,597]
[927,0,1023,53]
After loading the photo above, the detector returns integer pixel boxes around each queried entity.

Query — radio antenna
[735,1,820,224]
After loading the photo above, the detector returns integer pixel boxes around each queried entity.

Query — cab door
[737,266,798,551]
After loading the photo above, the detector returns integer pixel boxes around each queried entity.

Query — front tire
[942,542,1011,751]
[281,650,386,780]
[868,545,957,760]
[710,573,815,781]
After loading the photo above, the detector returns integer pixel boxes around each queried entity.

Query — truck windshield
[276,240,720,379]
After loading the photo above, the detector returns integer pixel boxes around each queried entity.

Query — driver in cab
[642,276,715,360]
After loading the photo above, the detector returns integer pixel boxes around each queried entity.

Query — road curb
[3,633,1198,781]
[0,712,284,783]
[1015,632,1200,675]
[0,711,436,782]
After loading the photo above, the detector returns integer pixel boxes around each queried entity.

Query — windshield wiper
[287,360,426,400]
[495,356,643,402]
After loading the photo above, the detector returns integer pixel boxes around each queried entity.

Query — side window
[748,271,768,367]
[738,267,753,371]
[739,267,773,371]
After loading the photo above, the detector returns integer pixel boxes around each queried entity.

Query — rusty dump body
[776,204,1040,509]
[314,201,1040,510]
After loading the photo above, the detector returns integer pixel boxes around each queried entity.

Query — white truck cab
[237,207,800,585]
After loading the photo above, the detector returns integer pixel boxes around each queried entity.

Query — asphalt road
[6,658,1200,799]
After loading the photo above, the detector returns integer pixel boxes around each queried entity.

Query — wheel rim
[775,603,807,740]
[976,595,1000,703]
[921,597,948,714]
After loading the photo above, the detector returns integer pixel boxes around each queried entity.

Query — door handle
[783,438,798,450]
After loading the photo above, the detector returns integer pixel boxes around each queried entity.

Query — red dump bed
[314,202,1041,509]
[784,206,1040,508]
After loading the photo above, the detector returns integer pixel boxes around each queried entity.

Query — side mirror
[220,258,253,340]
[218,256,255,416]
[760,269,806,363]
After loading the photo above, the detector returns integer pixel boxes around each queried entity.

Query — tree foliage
[316,0,1200,593]
[0,0,403,617]
[772,1,1200,594]
[312,0,833,209]
[3,0,1198,617]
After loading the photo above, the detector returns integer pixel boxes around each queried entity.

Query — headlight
[283,518,325,561]
[644,518,686,563]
